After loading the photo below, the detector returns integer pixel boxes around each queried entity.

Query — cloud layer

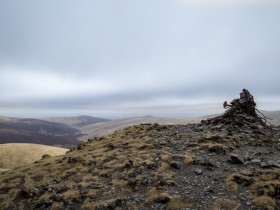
[0,0,280,117]
[176,0,280,6]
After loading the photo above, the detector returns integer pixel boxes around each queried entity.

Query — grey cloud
[176,0,280,6]
[0,0,280,117]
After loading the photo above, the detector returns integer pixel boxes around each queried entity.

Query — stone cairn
[203,89,272,130]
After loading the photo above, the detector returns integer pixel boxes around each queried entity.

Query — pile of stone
[202,89,272,132]
[223,89,257,117]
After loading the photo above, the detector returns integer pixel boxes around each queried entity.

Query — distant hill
[0,117,82,148]
[260,110,280,125]
[46,115,110,128]
[79,116,198,140]
[0,143,67,170]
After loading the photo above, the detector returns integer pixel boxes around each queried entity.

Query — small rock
[124,160,134,169]
[260,162,268,168]
[272,163,280,168]
[233,175,254,186]
[211,125,222,130]
[50,193,62,202]
[195,169,203,175]
[246,201,252,206]
[170,162,181,170]
[42,154,51,159]
[67,157,82,163]
[159,141,166,145]
[107,144,115,150]
[240,170,253,177]
[209,145,226,154]
[100,173,111,178]
[54,177,62,183]
[228,153,244,164]
[147,163,158,170]
[251,159,262,164]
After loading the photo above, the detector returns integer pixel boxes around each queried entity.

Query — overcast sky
[0,0,280,118]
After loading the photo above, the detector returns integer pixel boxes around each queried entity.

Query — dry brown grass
[145,187,171,204]
[225,175,239,193]
[0,168,10,173]
[196,143,227,152]
[145,188,196,209]
[167,196,196,209]
[210,197,241,210]
[0,143,68,169]
[225,173,251,193]
[252,196,275,210]
[226,169,280,209]
[249,170,280,210]
[224,135,240,144]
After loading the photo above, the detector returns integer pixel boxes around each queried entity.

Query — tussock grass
[210,197,240,210]
[252,196,275,210]
[145,188,196,209]
[167,196,196,209]
[226,169,280,209]
[145,187,171,204]
[225,175,239,193]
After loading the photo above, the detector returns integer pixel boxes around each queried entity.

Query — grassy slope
[0,143,68,169]
[0,124,278,209]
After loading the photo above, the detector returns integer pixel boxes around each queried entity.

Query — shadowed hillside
[0,117,82,148]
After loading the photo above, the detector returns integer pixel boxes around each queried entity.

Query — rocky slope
[0,112,279,209]
[79,116,199,141]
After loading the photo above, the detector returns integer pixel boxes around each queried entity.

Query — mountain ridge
[46,115,110,129]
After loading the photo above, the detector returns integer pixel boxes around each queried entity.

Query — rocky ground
[0,112,279,210]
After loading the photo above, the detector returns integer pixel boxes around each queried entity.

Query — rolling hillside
[46,115,110,129]
[0,143,68,170]
[0,117,82,148]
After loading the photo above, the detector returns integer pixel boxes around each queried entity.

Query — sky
[0,0,280,118]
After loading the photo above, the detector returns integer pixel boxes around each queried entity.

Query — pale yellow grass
[0,143,68,169]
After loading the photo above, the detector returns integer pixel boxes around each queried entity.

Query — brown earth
[0,111,279,210]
